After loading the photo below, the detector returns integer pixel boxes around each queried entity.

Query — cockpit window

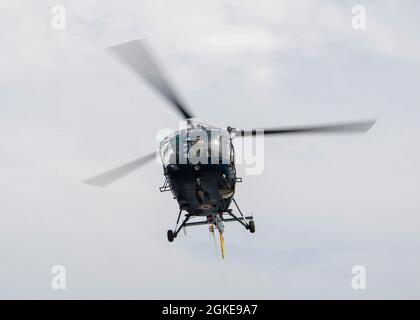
[160,128,231,166]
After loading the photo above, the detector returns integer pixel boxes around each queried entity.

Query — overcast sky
[1,0,420,299]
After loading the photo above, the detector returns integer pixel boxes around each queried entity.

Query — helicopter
[83,39,375,258]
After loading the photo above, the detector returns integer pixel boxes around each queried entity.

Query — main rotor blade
[83,152,156,187]
[109,40,194,119]
[237,119,376,137]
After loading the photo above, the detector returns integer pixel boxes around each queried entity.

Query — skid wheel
[167,230,175,242]
[249,220,256,233]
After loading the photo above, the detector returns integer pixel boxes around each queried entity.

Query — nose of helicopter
[160,126,232,166]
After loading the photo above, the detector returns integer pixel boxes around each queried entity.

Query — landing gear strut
[230,198,255,233]
[166,199,255,246]
[167,210,191,242]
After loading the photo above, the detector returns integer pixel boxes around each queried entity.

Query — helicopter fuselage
[159,123,237,216]
[165,163,236,216]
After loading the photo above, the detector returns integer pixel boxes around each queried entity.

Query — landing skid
[167,210,192,242]
[166,198,255,244]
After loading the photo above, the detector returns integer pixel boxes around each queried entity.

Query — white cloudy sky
[1,0,420,299]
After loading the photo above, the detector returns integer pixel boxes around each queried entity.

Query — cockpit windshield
[160,127,231,166]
